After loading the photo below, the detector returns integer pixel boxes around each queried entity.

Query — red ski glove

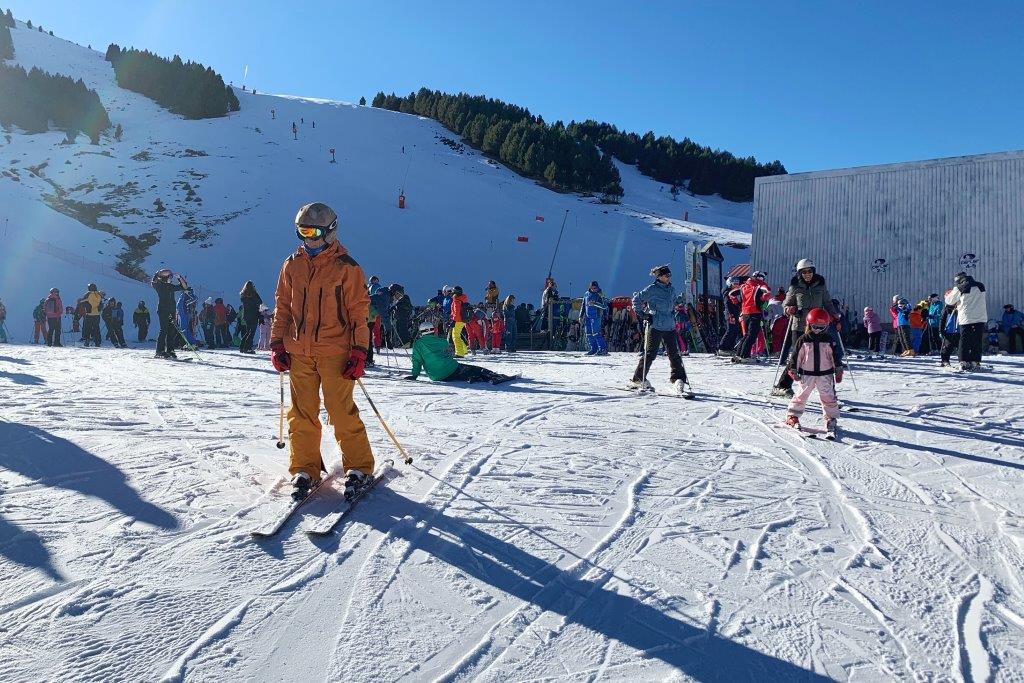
[270,340,290,372]
[784,306,797,316]
[342,348,367,380]
[834,368,844,384]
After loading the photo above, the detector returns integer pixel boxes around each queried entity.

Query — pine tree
[358,96,366,106]
[543,161,560,186]
[25,18,31,28]
[0,19,11,59]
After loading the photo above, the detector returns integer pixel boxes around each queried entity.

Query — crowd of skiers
[4,279,274,357]
[713,263,1004,385]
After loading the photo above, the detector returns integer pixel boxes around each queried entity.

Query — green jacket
[410,333,459,381]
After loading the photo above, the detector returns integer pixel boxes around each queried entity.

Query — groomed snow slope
[1,345,1023,681]
[0,23,751,327]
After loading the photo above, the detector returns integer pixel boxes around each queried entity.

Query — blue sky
[6,0,1023,172]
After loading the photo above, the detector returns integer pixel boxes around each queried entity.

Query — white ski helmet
[752,270,767,279]
[795,258,815,272]
[417,320,435,334]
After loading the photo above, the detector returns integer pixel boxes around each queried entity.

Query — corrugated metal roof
[726,264,751,278]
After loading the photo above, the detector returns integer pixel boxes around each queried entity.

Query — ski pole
[356,378,413,465]
[834,327,859,393]
[276,372,286,449]
[173,323,203,361]
[641,320,652,387]
[768,321,794,397]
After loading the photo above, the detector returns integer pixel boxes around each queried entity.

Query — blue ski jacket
[632,281,678,332]
[580,290,607,320]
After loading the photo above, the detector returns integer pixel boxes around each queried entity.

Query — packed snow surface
[1,344,1023,681]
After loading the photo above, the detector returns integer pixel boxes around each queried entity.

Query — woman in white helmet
[771,258,842,397]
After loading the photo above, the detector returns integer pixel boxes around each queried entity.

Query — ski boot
[785,415,800,430]
[627,378,653,393]
[771,386,795,398]
[344,470,373,501]
[730,356,750,364]
[290,472,318,501]
[672,379,694,398]
[825,417,838,439]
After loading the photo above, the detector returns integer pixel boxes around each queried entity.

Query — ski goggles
[296,225,325,239]
[809,324,828,332]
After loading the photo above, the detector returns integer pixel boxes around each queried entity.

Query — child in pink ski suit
[785,309,844,429]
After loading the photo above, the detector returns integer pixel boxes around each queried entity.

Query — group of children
[882,293,946,357]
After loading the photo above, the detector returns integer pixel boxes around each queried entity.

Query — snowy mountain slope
[0,23,752,327]
[1,346,1022,681]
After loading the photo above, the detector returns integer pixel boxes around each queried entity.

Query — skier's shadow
[0,421,179,581]
[0,370,45,385]
[329,488,831,681]
[0,355,32,366]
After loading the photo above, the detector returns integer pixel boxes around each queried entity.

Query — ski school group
[1,200,1018,515]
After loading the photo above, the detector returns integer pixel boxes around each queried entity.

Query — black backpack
[460,302,474,323]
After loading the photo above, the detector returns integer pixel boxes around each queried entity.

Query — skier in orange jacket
[270,202,376,499]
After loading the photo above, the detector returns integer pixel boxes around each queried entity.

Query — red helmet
[805,308,831,327]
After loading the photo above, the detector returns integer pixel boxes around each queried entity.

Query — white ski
[306,460,394,536]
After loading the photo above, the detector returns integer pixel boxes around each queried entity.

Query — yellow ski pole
[356,378,412,464]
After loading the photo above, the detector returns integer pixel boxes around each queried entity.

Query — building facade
[751,150,1024,323]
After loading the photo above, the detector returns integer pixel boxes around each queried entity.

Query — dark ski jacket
[241,292,263,322]
[391,293,413,342]
[783,273,837,332]
[154,280,186,314]
[134,306,150,328]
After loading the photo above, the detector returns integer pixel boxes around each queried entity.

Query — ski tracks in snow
[2,348,1024,680]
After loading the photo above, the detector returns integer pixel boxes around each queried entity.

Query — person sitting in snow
[404,321,515,384]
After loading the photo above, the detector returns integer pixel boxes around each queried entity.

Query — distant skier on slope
[404,321,515,384]
[784,307,843,437]
[628,265,691,396]
[270,202,376,500]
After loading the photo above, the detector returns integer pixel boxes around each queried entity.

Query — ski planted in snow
[306,460,393,536]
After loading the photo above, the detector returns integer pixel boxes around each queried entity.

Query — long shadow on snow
[839,426,1024,471]
[0,515,65,582]
[845,409,1024,452]
[0,421,179,530]
[0,370,45,386]
[312,488,832,681]
[0,355,33,366]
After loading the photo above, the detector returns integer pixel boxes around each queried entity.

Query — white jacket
[945,280,988,325]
